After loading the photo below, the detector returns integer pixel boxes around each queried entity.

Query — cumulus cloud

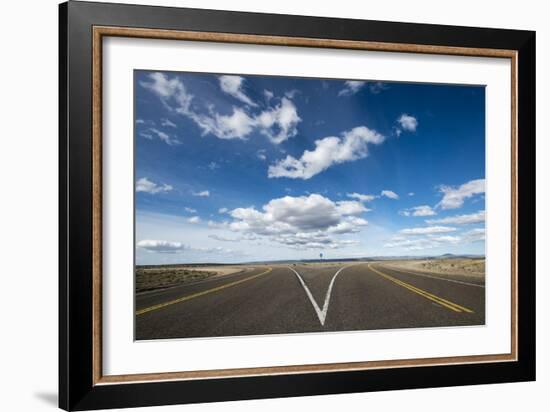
[338,81,366,97]
[137,239,237,255]
[268,126,385,180]
[225,194,368,249]
[192,190,210,197]
[256,97,301,144]
[136,177,172,194]
[141,72,301,144]
[184,207,197,213]
[380,190,399,200]
[397,114,418,132]
[137,239,185,253]
[218,75,258,107]
[437,179,485,210]
[400,205,436,217]
[187,216,201,224]
[426,210,485,225]
[347,192,377,202]
[400,226,456,235]
[218,207,229,214]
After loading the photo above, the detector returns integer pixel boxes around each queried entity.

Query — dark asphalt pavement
[135,262,485,340]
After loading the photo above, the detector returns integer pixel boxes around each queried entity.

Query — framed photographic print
[59,1,536,410]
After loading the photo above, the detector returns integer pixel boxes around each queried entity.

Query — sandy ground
[383,258,485,279]
[136,265,248,292]
[139,265,247,276]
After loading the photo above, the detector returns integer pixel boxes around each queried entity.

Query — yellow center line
[136,267,273,316]
[368,264,474,313]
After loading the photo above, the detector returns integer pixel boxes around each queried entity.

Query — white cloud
[140,72,193,113]
[385,225,484,251]
[218,75,257,107]
[256,150,267,161]
[193,190,210,197]
[426,210,485,225]
[161,118,177,128]
[268,126,385,180]
[207,220,229,229]
[226,193,369,249]
[184,207,197,213]
[400,226,456,235]
[208,162,219,170]
[187,216,201,224]
[369,82,389,94]
[347,192,377,202]
[335,200,370,215]
[397,114,418,132]
[218,207,229,214]
[191,107,256,140]
[462,228,485,242]
[384,236,459,250]
[264,89,274,102]
[338,81,366,97]
[136,177,172,194]
[413,205,436,216]
[437,179,485,209]
[400,205,436,217]
[137,239,239,255]
[136,119,145,124]
[380,190,399,200]
[208,234,239,242]
[141,72,301,144]
[256,97,301,144]
[408,192,415,196]
[284,89,299,99]
[137,239,185,253]
[148,128,180,145]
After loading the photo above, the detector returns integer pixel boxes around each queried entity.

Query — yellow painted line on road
[136,267,273,316]
[368,264,474,313]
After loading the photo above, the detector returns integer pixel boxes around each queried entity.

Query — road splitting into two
[288,265,349,326]
[136,263,475,324]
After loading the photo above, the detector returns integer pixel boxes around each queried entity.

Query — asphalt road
[135,262,485,340]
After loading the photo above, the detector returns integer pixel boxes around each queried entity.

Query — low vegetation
[386,258,485,279]
[136,267,217,293]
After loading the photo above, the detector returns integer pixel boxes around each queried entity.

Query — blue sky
[134,70,485,264]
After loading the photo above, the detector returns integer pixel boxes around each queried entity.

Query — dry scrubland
[135,258,485,293]
[385,258,485,279]
[136,265,246,293]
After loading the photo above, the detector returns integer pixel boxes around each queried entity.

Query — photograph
[134,70,486,340]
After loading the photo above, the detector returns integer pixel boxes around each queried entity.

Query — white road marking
[382,264,485,288]
[288,266,348,326]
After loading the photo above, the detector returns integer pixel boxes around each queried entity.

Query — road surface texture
[135,262,485,340]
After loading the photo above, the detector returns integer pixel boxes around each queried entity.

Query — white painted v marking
[288,266,348,326]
